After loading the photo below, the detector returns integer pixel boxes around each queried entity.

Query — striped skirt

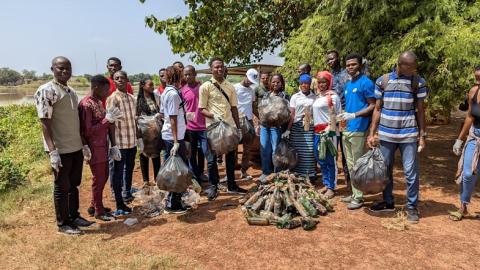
[290,121,316,177]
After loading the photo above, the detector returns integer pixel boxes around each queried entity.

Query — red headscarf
[316,71,334,90]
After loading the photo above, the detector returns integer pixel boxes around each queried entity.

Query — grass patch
[381,210,409,231]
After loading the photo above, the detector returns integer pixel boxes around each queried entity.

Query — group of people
[34,49,479,235]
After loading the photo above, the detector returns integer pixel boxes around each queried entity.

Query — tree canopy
[141,0,480,113]
[140,0,318,64]
[280,0,480,114]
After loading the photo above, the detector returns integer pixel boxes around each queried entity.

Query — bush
[0,155,26,193]
[0,105,43,193]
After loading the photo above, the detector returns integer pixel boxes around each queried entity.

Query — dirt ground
[1,114,480,270]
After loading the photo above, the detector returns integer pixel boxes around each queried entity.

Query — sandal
[448,211,464,221]
[318,186,328,194]
[324,189,335,199]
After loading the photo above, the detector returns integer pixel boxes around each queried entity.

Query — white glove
[213,115,223,122]
[237,128,243,142]
[170,142,180,156]
[82,145,92,162]
[105,107,123,123]
[137,138,144,152]
[453,139,464,156]
[186,112,195,121]
[282,130,290,139]
[110,145,122,161]
[337,112,356,121]
[49,149,62,172]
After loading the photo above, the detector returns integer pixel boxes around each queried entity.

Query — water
[0,87,89,106]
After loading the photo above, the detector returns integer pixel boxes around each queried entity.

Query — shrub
[0,155,27,193]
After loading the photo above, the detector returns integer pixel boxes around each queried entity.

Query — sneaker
[341,196,352,203]
[219,176,228,183]
[240,171,253,180]
[347,200,364,210]
[406,208,419,224]
[88,207,112,217]
[58,225,82,235]
[369,201,395,212]
[324,189,335,199]
[119,205,132,213]
[112,209,129,217]
[72,216,95,228]
[227,186,248,194]
[165,206,188,214]
[206,186,218,201]
[95,213,116,222]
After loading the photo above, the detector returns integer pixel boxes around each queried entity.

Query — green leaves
[281,0,480,114]
[140,0,320,64]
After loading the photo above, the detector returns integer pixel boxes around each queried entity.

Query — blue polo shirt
[344,74,375,132]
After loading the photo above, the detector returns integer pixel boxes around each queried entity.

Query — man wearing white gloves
[161,66,190,213]
[336,53,376,210]
[34,56,94,235]
[79,75,123,221]
[106,70,138,216]
[199,57,247,201]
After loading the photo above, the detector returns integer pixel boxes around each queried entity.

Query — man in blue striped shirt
[367,51,427,223]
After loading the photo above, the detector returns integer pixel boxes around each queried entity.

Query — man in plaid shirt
[106,70,139,216]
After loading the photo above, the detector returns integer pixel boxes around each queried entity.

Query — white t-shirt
[312,93,342,125]
[289,91,316,123]
[234,83,255,120]
[161,86,186,141]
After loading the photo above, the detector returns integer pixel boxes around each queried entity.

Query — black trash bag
[351,147,388,195]
[207,120,239,155]
[258,96,291,128]
[138,115,163,158]
[240,116,256,144]
[156,156,193,193]
[273,138,298,170]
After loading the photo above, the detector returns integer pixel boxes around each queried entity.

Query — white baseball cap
[246,68,259,85]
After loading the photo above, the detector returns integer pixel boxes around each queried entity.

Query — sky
[0,0,283,75]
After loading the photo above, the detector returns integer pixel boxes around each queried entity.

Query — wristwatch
[420,132,428,138]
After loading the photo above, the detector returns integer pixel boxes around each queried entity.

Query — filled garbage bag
[138,115,163,158]
[207,120,239,155]
[273,138,298,170]
[259,96,291,128]
[240,116,256,144]
[351,147,388,195]
[156,156,193,193]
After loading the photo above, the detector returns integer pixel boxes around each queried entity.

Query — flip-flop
[448,211,464,221]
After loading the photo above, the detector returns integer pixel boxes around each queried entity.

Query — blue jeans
[164,140,188,210]
[314,134,337,190]
[112,147,136,209]
[460,127,480,204]
[380,141,419,209]
[186,130,208,179]
[260,126,282,175]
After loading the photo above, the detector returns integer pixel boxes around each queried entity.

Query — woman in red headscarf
[312,71,342,199]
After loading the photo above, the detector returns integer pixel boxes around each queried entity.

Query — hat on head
[246,68,259,85]
[299,73,312,85]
